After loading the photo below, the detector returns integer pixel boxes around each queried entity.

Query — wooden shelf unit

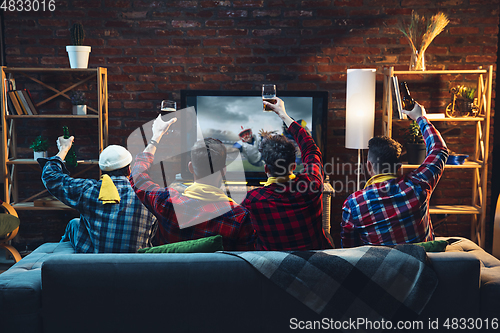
[0,67,108,211]
[382,66,493,248]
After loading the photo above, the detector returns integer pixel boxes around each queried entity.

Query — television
[180,89,329,185]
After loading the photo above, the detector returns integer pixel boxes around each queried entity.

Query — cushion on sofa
[138,235,223,253]
[414,240,448,252]
[0,213,20,236]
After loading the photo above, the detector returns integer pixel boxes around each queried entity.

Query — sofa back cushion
[41,250,481,333]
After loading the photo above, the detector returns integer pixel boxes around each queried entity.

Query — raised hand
[402,102,426,121]
[56,135,74,160]
[263,97,294,128]
[151,115,177,143]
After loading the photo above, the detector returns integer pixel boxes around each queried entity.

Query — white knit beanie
[99,145,133,171]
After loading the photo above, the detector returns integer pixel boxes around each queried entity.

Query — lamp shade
[345,68,376,149]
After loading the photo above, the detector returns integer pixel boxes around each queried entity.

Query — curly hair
[367,136,402,174]
[190,138,227,178]
[260,134,296,177]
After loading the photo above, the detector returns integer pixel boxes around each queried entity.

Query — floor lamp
[345,68,376,191]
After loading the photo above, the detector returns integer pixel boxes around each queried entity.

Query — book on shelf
[4,78,16,115]
[3,79,10,115]
[391,76,407,120]
[16,90,32,115]
[5,93,14,115]
[6,77,16,91]
[21,89,38,115]
[7,91,24,115]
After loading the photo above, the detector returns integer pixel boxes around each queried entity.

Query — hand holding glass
[262,84,277,112]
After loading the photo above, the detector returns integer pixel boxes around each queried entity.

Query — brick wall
[3,0,499,249]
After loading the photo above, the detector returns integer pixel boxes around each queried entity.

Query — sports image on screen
[181,90,328,185]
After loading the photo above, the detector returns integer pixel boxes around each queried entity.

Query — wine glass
[262,84,276,112]
[160,100,177,115]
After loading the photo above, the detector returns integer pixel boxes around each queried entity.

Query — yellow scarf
[263,173,296,187]
[98,174,120,204]
[182,183,235,203]
[364,173,397,189]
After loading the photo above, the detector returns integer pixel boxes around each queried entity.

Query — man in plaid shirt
[341,102,449,248]
[40,140,157,253]
[242,97,333,251]
[130,115,255,251]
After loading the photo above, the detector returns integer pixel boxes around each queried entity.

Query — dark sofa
[0,237,498,333]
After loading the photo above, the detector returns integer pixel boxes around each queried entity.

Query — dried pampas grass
[398,11,449,69]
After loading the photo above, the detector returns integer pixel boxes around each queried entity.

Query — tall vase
[409,49,425,71]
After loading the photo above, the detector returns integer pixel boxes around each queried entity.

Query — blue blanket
[222,245,437,327]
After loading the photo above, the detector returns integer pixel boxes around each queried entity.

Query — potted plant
[70,91,87,115]
[66,23,91,69]
[30,136,49,160]
[405,121,426,165]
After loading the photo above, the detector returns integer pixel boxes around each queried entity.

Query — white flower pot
[72,105,87,115]
[66,45,91,69]
[34,151,48,160]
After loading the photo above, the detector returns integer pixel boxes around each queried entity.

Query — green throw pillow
[414,240,448,252]
[138,235,224,253]
[0,213,20,237]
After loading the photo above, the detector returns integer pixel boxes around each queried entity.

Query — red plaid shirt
[341,116,449,248]
[242,122,333,251]
[131,152,256,251]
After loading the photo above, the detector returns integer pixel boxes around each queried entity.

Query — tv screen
[180,90,328,185]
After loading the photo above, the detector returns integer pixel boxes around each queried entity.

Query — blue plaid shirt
[41,156,157,253]
[341,116,449,248]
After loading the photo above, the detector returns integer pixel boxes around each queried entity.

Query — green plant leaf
[30,135,49,152]
[404,121,424,144]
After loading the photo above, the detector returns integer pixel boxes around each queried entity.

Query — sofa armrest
[437,236,500,317]
[0,242,74,333]
[421,252,480,319]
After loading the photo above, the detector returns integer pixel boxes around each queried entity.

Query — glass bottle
[62,126,78,168]
[400,81,415,111]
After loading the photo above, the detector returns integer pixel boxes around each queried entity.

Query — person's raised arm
[42,136,94,210]
[402,101,448,191]
[143,115,177,154]
[265,97,323,183]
